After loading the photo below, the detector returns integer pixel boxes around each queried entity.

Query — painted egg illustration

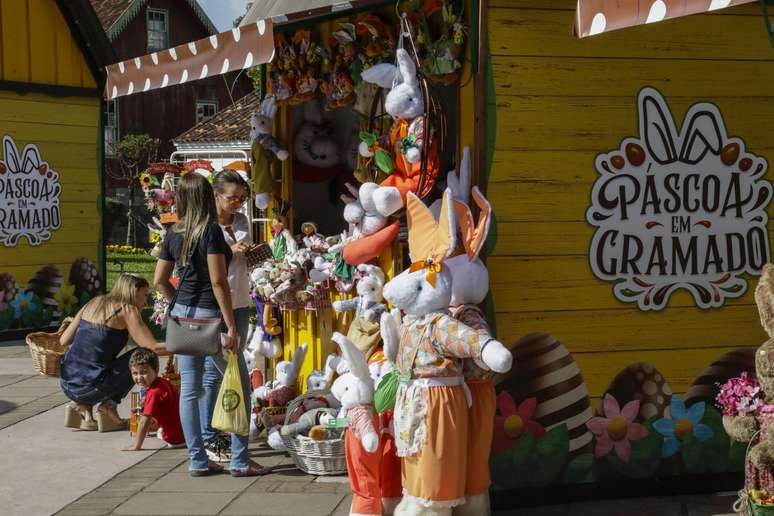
[496,333,593,453]
[69,257,101,298]
[683,347,756,408]
[25,265,62,311]
[0,273,17,308]
[603,363,672,421]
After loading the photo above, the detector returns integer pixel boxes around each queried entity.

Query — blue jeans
[60,351,134,406]
[200,307,251,444]
[172,304,252,472]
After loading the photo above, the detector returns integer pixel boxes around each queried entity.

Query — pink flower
[492,392,545,455]
[586,394,648,464]
[716,372,762,416]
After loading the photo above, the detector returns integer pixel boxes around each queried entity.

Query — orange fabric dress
[345,406,383,516]
[450,305,497,497]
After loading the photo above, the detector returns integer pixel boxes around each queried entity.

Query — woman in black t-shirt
[153,173,266,477]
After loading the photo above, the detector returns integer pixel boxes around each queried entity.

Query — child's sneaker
[205,433,231,463]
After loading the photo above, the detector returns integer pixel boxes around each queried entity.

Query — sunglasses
[219,193,246,205]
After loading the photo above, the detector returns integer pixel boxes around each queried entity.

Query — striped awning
[575,0,757,38]
[104,19,274,99]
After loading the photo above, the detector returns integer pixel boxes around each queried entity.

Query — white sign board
[0,135,62,247]
[587,88,772,310]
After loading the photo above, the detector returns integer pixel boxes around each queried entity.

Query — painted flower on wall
[492,392,545,454]
[10,291,36,319]
[55,283,77,315]
[654,396,714,458]
[586,394,648,464]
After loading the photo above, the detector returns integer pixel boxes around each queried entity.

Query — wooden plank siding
[0,0,96,88]
[486,1,774,403]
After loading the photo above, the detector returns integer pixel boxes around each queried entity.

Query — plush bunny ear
[447,147,471,203]
[290,344,308,378]
[362,63,398,89]
[260,96,277,120]
[679,111,722,165]
[407,189,456,263]
[640,91,678,165]
[395,48,417,87]
[453,186,492,261]
[333,333,370,383]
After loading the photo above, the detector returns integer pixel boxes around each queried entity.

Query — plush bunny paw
[405,147,421,164]
[362,431,380,453]
[254,192,270,210]
[359,141,374,157]
[482,340,513,374]
[373,186,403,217]
[276,149,289,161]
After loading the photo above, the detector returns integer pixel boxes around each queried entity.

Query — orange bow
[409,260,443,288]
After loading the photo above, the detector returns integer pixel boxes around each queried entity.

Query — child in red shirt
[123,348,185,450]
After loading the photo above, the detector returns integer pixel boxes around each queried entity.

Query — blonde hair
[174,173,217,266]
[88,273,149,325]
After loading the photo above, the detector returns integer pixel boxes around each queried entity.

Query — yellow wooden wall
[0,90,101,286]
[487,1,774,404]
[0,0,97,88]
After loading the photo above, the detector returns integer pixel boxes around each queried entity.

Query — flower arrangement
[149,291,168,328]
[716,372,763,417]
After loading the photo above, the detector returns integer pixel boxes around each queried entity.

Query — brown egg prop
[683,347,756,408]
[0,273,17,307]
[603,362,673,421]
[69,257,101,298]
[25,265,62,311]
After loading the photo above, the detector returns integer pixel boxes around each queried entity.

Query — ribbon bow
[409,260,443,288]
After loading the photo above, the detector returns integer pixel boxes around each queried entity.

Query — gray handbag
[164,238,222,356]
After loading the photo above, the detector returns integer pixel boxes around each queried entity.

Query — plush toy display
[340,182,400,265]
[724,264,774,498]
[333,264,388,361]
[381,189,512,515]
[329,332,383,516]
[250,96,289,210]
[360,48,439,218]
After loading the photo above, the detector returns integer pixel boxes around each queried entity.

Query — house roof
[88,0,218,40]
[55,0,118,87]
[240,0,390,26]
[174,89,262,145]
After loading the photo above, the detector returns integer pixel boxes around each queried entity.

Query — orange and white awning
[104,19,274,99]
[575,0,757,38]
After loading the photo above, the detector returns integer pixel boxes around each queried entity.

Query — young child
[122,348,185,451]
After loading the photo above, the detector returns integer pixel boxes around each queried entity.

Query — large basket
[750,498,774,516]
[281,389,346,476]
[25,318,73,377]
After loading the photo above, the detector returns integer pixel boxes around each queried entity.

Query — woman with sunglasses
[198,170,258,463]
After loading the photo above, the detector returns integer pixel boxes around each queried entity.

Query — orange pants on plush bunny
[345,411,383,516]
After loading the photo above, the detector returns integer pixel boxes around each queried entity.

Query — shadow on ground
[0,399,17,414]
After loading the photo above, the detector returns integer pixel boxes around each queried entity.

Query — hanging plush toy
[250,96,289,210]
[382,189,512,515]
[360,48,440,218]
[268,201,297,262]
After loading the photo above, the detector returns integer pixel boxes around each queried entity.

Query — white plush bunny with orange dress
[447,186,496,516]
[382,189,512,516]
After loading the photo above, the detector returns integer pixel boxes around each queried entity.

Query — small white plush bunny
[250,96,289,210]
[253,344,308,408]
[332,264,387,323]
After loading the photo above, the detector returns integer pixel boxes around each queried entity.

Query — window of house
[104,100,119,156]
[147,8,168,51]
[196,101,218,124]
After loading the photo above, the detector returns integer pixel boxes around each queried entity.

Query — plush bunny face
[447,255,489,306]
[294,123,340,168]
[383,267,453,316]
[307,370,327,391]
[250,113,271,142]
[330,371,374,409]
[356,265,384,302]
[275,361,294,386]
[385,82,423,120]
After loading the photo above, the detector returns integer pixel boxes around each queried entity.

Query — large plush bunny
[250,96,289,210]
[329,332,383,516]
[382,189,512,516]
[360,48,439,218]
[446,186,496,516]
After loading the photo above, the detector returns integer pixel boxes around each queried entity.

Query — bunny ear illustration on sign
[3,136,22,174]
[640,90,679,165]
[453,186,492,261]
[678,109,723,164]
[406,188,456,264]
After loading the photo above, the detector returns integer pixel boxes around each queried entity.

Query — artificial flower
[10,291,36,319]
[54,283,77,312]
[586,394,648,463]
[139,172,154,188]
[492,392,545,454]
[716,372,763,416]
[654,396,714,458]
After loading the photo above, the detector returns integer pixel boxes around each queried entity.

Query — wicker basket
[281,389,347,476]
[25,318,73,377]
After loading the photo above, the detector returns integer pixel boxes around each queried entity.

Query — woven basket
[25,318,73,377]
[749,498,774,516]
[281,389,346,476]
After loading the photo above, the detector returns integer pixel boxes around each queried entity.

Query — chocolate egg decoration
[626,143,646,166]
[69,257,101,298]
[603,362,672,421]
[496,333,593,453]
[683,347,756,408]
[740,158,753,172]
[611,155,625,170]
[0,273,17,308]
[26,265,62,311]
[721,143,740,166]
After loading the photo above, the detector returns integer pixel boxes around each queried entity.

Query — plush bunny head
[446,187,492,306]
[306,370,327,391]
[362,48,423,121]
[356,264,385,300]
[383,189,456,316]
[294,101,340,168]
[330,333,374,409]
[276,344,308,387]
[250,96,278,142]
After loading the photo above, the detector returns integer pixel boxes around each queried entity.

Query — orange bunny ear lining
[453,189,492,260]
[406,191,454,264]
